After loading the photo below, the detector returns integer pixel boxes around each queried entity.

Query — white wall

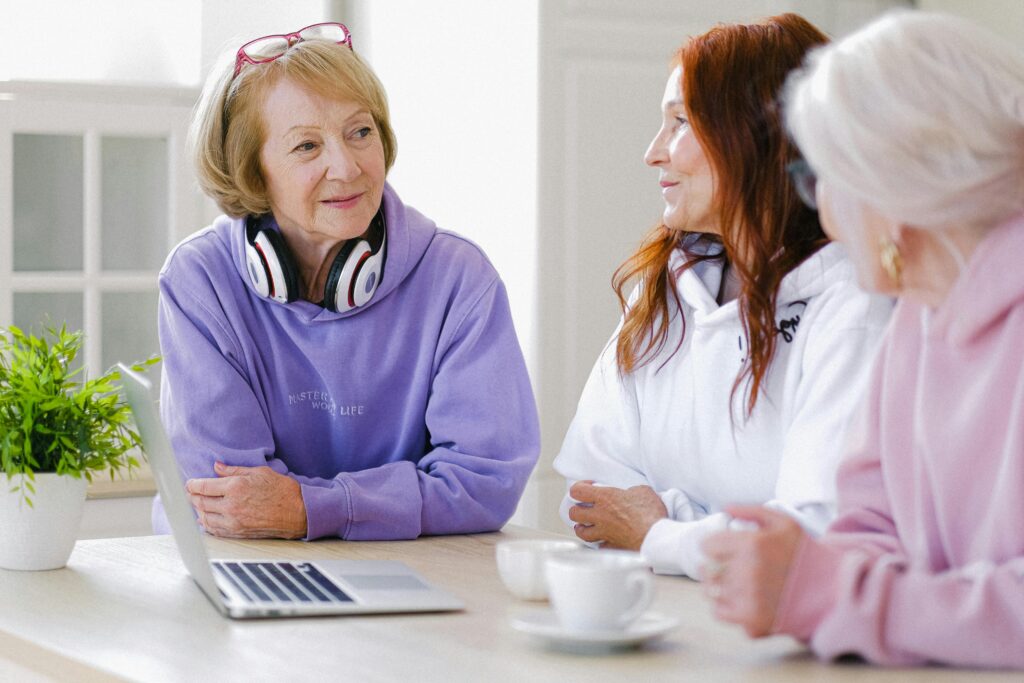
[346,1,540,380]
[917,0,1024,42]
[0,1,202,84]
[80,496,155,539]
[200,1,335,81]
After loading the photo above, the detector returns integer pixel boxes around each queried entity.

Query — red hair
[613,13,829,417]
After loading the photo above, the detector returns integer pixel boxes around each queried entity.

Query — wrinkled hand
[567,481,668,550]
[186,462,307,539]
[700,506,805,637]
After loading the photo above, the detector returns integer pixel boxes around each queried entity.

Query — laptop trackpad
[341,574,429,591]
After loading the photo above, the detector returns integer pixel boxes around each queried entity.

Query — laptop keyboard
[211,561,354,604]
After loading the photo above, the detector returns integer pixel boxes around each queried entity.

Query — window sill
[86,463,156,500]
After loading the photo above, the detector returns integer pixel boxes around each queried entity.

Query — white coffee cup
[495,539,583,601]
[545,550,653,632]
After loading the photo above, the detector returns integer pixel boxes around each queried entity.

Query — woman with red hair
[553,14,892,577]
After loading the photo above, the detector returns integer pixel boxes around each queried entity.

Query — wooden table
[0,526,1015,682]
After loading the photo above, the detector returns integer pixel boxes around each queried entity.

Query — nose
[644,127,668,167]
[324,140,361,182]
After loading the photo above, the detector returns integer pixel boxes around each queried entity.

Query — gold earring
[879,237,903,289]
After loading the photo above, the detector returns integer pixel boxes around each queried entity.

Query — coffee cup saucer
[510,610,679,652]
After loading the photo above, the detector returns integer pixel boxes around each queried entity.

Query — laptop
[118,364,464,619]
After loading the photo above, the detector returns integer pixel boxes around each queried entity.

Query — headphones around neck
[244,210,387,312]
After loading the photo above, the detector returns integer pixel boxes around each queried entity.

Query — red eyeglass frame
[233,22,353,78]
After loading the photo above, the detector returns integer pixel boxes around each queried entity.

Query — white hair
[785,10,1024,231]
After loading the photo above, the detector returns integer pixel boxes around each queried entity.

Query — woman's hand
[567,481,668,550]
[186,462,308,539]
[700,506,805,637]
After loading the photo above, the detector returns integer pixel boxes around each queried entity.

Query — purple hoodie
[154,184,540,540]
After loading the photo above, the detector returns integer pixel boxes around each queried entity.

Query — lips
[322,192,362,203]
[320,192,364,208]
[659,180,679,189]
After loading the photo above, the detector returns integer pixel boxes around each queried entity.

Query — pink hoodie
[773,213,1024,668]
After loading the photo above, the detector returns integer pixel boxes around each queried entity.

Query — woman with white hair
[701,11,1024,668]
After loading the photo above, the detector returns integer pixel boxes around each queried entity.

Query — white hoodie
[553,241,893,577]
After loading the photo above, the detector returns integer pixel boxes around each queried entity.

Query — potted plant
[0,324,157,571]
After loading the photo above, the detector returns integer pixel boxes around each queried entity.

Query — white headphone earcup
[331,241,372,313]
[253,231,291,303]
[352,250,383,308]
[245,247,271,298]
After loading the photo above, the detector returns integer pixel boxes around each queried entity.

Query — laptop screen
[119,364,227,613]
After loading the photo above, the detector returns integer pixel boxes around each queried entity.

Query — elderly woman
[552,14,892,577]
[702,12,1024,668]
[155,23,539,540]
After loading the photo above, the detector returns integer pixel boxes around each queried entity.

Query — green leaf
[0,323,160,505]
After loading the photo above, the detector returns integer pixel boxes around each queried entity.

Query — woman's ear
[888,222,913,253]
[891,221,910,247]
[892,221,934,261]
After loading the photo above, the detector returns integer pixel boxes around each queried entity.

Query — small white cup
[495,539,583,601]
[545,549,653,632]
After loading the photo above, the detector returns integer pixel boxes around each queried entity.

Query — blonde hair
[190,39,397,218]
[785,10,1024,231]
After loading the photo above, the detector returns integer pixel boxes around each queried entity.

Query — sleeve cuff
[640,514,729,577]
[559,493,604,548]
[300,479,353,541]
[558,492,576,528]
[772,535,845,640]
[658,488,704,522]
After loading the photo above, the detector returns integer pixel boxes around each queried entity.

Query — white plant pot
[0,472,88,571]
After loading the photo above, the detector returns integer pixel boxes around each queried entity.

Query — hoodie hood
[932,212,1024,346]
[675,240,854,320]
[230,183,436,322]
[777,242,854,303]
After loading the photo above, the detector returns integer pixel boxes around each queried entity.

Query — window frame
[0,80,206,499]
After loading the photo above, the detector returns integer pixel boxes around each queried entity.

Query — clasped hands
[700,506,806,638]
[186,462,308,539]
[567,480,669,550]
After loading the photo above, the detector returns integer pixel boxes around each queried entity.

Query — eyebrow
[283,111,373,136]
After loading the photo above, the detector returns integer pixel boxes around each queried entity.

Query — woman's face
[644,66,717,233]
[259,77,386,247]
[817,181,899,295]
